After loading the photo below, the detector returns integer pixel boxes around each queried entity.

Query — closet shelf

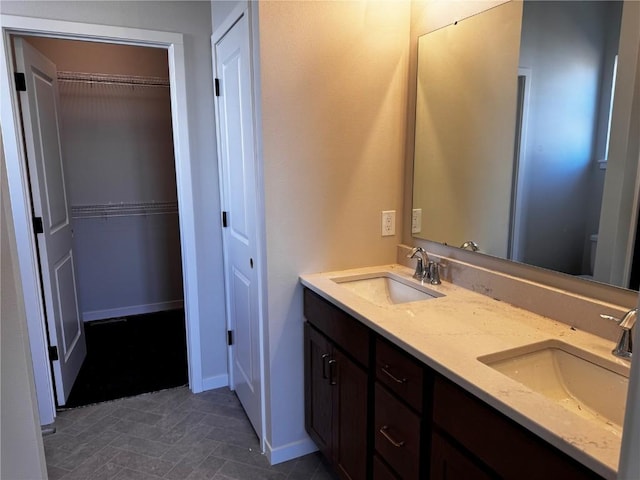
[71,201,178,219]
[57,71,170,88]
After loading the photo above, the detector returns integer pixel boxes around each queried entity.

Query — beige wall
[23,37,168,77]
[1,135,48,480]
[257,0,410,449]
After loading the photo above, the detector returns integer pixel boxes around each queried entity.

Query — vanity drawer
[375,383,421,479]
[303,288,370,367]
[375,337,424,412]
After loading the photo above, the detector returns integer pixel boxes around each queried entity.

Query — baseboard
[82,300,184,322]
[264,435,318,465]
[201,374,229,392]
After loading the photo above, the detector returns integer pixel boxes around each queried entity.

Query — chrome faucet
[407,247,429,281]
[460,240,480,252]
[407,247,442,285]
[601,308,636,359]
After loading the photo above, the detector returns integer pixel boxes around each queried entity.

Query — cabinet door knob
[379,425,405,448]
[382,365,407,384]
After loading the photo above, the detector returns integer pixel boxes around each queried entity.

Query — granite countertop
[300,263,630,479]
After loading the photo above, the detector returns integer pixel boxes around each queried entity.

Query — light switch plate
[412,208,422,234]
[382,210,396,236]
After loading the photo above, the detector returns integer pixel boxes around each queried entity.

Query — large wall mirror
[413,0,640,290]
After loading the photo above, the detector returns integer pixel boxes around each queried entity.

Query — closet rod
[57,71,170,88]
[71,201,178,219]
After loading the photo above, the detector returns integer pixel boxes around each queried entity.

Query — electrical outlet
[381,210,396,236]
[412,208,422,234]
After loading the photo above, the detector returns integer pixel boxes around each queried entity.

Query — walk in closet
[27,36,184,322]
[21,37,186,406]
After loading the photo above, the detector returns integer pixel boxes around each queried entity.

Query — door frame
[211,2,267,455]
[0,15,203,425]
[508,67,532,263]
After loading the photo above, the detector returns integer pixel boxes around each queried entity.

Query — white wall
[1,1,228,387]
[595,0,640,288]
[1,135,48,480]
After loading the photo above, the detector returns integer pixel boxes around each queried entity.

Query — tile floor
[44,387,337,480]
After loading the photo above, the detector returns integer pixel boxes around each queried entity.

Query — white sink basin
[332,272,443,306]
[478,340,629,432]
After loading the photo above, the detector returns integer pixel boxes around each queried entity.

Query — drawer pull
[321,353,330,379]
[379,425,405,448]
[328,359,337,385]
[382,365,407,384]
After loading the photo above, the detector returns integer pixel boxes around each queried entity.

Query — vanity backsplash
[397,245,632,343]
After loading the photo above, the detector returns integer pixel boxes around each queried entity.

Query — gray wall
[518,1,622,275]
[26,38,184,320]
[1,0,228,386]
[1,137,48,480]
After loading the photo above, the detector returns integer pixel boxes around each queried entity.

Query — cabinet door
[431,432,495,480]
[334,348,368,480]
[304,323,333,460]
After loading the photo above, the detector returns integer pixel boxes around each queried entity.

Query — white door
[14,38,86,406]
[214,14,262,437]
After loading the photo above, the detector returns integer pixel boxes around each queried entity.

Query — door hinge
[215,78,220,97]
[48,345,59,361]
[14,72,26,92]
[222,211,228,228]
[227,330,234,346]
[33,216,44,234]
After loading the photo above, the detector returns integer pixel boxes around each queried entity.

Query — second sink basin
[478,340,629,432]
[332,272,443,307]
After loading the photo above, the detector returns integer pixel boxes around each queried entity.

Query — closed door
[14,38,86,405]
[214,14,262,437]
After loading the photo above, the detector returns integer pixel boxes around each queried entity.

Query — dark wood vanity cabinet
[304,290,370,480]
[303,288,604,480]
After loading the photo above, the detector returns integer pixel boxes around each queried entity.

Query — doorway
[13,35,188,409]
[1,16,202,428]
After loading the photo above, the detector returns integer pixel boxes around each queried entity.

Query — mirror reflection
[412,1,636,289]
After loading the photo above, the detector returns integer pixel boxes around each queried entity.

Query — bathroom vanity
[301,262,631,480]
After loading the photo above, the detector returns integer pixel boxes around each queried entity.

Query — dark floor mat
[63,309,188,408]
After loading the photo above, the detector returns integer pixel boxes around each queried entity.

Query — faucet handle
[427,261,441,285]
[601,308,637,329]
